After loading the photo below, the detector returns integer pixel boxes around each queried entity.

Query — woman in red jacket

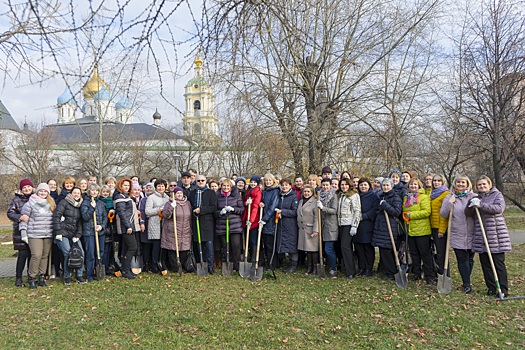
[243,176,262,263]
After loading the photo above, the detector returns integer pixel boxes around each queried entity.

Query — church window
[194,100,201,110]
[194,123,201,135]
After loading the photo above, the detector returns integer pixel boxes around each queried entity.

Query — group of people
[7,167,512,297]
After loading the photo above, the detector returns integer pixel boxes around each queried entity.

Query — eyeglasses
[170,184,177,187]
[196,179,206,182]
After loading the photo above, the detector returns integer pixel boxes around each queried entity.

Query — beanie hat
[19,178,34,190]
[321,166,332,174]
[250,176,261,185]
[389,170,402,178]
[375,177,384,184]
[172,186,184,194]
[235,176,247,185]
[36,183,50,194]
[132,182,141,190]
[144,182,154,188]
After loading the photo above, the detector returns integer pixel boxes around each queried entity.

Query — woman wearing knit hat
[235,177,247,198]
[19,183,55,289]
[7,178,34,286]
[243,176,262,262]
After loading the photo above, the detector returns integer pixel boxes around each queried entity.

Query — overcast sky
[0,1,203,129]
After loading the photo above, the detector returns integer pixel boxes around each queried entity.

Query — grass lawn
[1,245,524,349]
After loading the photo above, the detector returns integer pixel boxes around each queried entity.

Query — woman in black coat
[275,178,299,273]
[7,178,34,286]
[53,187,84,285]
[355,178,379,277]
[215,180,244,271]
[372,178,402,281]
[113,178,141,279]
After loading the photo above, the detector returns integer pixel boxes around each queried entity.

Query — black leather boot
[28,277,37,289]
[38,274,47,287]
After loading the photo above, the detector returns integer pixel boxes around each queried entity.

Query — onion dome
[57,87,76,105]
[94,86,110,101]
[82,64,109,98]
[116,95,132,109]
[153,108,161,120]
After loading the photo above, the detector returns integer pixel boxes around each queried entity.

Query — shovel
[131,213,143,275]
[239,202,252,278]
[93,198,105,280]
[222,213,233,276]
[316,196,326,278]
[250,207,264,282]
[437,206,453,294]
[171,195,183,276]
[385,210,407,289]
[195,215,208,277]
[475,207,525,302]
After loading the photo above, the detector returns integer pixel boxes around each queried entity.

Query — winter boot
[38,274,47,287]
[121,256,136,279]
[15,277,23,287]
[28,277,37,289]
[305,253,314,275]
[284,260,298,274]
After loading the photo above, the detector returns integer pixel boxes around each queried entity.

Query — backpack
[68,241,84,269]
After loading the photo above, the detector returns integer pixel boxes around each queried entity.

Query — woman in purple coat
[465,176,512,296]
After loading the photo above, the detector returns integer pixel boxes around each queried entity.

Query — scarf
[319,187,336,205]
[221,189,231,197]
[65,193,83,207]
[100,196,114,209]
[455,189,469,198]
[404,192,420,207]
[195,185,208,208]
[430,186,449,200]
[281,188,293,197]
[302,196,312,205]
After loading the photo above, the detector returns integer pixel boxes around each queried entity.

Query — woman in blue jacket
[260,173,280,271]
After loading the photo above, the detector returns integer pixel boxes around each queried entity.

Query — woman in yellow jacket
[402,178,435,284]
[429,174,450,275]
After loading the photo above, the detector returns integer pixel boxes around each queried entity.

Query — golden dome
[82,64,109,98]
[194,51,203,68]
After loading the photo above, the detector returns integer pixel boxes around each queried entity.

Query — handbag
[183,248,196,273]
[68,241,84,269]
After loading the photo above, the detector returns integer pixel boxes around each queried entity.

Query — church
[0,53,225,178]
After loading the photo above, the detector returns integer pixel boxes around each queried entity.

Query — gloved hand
[350,227,357,236]
[226,206,234,212]
[259,220,266,226]
[469,198,481,208]
[317,201,324,210]
[55,235,63,241]
[60,216,65,222]
[220,208,227,216]
[246,198,253,205]
[72,237,79,243]
[171,200,177,208]
[246,221,252,227]
[109,209,116,215]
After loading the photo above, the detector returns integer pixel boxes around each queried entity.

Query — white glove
[55,235,63,241]
[246,221,252,227]
[220,208,227,216]
[21,231,29,244]
[226,206,234,212]
[246,198,253,205]
[317,201,324,210]
[350,227,357,236]
[171,201,177,208]
[109,209,115,214]
[72,237,79,243]
[469,198,481,208]
[259,220,266,226]
[60,216,65,222]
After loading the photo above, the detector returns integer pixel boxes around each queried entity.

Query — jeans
[454,248,474,287]
[82,235,105,281]
[324,241,337,271]
[56,237,84,278]
[202,240,214,270]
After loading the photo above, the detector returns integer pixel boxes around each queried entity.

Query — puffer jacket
[465,187,511,254]
[7,192,31,250]
[162,197,193,251]
[430,189,450,233]
[215,187,245,236]
[440,192,475,250]
[242,186,262,230]
[261,187,280,235]
[355,190,379,244]
[337,191,361,227]
[145,192,169,240]
[402,190,431,237]
[372,190,402,249]
[276,188,299,254]
[113,190,140,235]
[19,194,54,239]
[53,195,83,239]
[80,195,108,237]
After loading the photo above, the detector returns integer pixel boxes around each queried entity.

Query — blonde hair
[307,174,320,188]
[451,175,472,192]
[476,175,493,188]
[407,178,424,191]
[262,173,278,189]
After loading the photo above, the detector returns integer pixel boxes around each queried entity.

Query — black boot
[28,277,37,289]
[305,253,314,275]
[38,274,47,287]
[15,277,23,287]
[121,256,136,279]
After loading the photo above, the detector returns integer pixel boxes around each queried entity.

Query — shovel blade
[250,264,263,282]
[95,264,105,280]
[317,264,326,278]
[437,271,452,294]
[196,263,208,277]
[239,261,252,278]
[222,262,233,276]
[394,268,408,289]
